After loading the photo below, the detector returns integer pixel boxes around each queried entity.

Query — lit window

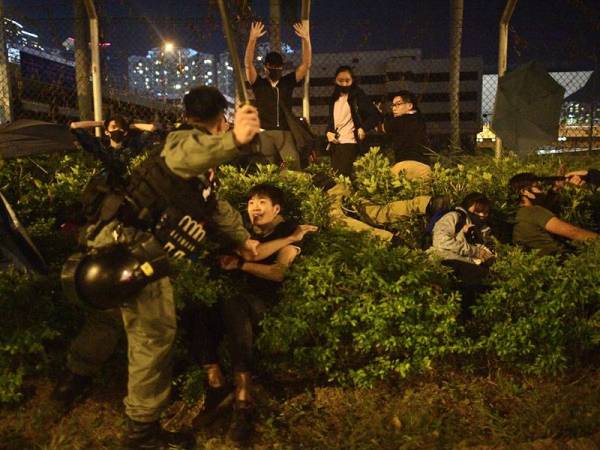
[174,84,181,89]
[207,71,212,76]
[204,59,212,64]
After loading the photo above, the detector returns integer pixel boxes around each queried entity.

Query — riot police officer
[58,86,264,449]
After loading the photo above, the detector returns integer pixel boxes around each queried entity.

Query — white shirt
[333,94,356,144]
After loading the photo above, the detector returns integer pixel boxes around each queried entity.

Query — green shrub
[0,268,77,403]
[472,241,600,374]
[257,228,463,387]
[218,164,331,228]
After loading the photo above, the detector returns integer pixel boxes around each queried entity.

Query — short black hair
[104,115,128,130]
[247,183,285,210]
[394,90,417,106]
[265,51,283,67]
[509,172,539,196]
[461,192,491,214]
[183,86,227,122]
[334,65,354,79]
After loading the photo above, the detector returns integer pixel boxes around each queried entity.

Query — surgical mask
[267,68,282,81]
[337,85,352,94]
[109,130,126,144]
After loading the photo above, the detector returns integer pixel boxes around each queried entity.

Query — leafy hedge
[1,150,600,402]
[256,228,463,387]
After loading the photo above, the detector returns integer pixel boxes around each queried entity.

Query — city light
[163,41,175,53]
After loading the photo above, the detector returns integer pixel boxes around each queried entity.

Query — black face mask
[530,191,551,208]
[267,68,282,81]
[109,130,126,144]
[468,212,486,228]
[337,85,352,94]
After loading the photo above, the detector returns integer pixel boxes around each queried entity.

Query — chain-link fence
[1,0,598,154]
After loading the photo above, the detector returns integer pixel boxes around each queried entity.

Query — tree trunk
[73,0,92,120]
[269,0,281,54]
[449,0,464,151]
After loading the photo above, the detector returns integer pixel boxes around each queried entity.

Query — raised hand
[293,22,310,41]
[249,21,266,41]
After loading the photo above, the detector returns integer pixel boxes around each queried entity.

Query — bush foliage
[1,149,600,402]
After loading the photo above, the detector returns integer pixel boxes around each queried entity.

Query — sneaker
[193,385,234,427]
[125,418,196,450]
[49,371,92,413]
[227,401,254,444]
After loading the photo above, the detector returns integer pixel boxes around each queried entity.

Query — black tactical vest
[125,155,217,258]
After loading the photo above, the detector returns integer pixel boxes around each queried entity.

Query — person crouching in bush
[509,173,597,256]
[428,192,495,318]
[192,184,317,443]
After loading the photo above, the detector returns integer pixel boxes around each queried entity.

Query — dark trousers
[441,260,490,319]
[330,143,359,178]
[184,294,269,373]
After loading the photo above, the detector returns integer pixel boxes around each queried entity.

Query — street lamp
[164,41,175,53]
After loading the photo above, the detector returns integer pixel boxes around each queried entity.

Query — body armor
[63,153,218,308]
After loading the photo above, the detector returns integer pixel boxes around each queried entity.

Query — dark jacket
[327,85,382,145]
[385,113,429,164]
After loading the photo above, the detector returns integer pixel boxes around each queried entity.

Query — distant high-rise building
[3,18,46,63]
[216,51,235,101]
[128,47,215,100]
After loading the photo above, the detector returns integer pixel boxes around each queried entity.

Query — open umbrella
[565,70,599,152]
[0,119,77,159]
[492,61,565,155]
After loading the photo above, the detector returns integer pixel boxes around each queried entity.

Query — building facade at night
[3,18,48,64]
[128,47,215,100]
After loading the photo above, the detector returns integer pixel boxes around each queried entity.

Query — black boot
[49,370,92,413]
[193,385,234,427]
[227,401,254,444]
[125,418,196,450]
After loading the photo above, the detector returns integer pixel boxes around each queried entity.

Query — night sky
[4,0,599,71]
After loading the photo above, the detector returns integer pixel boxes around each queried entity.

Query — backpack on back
[420,204,467,250]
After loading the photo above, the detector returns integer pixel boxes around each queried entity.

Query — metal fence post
[495,0,518,159]
[301,0,311,122]
[0,0,13,124]
[449,0,464,151]
[83,0,102,136]
[74,0,92,121]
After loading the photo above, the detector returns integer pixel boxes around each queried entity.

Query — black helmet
[62,238,169,310]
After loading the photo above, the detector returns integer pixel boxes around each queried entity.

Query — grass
[1,368,599,449]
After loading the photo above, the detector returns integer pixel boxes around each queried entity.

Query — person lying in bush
[428,192,495,317]
[193,184,317,443]
[509,172,598,256]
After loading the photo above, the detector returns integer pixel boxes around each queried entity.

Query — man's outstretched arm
[244,21,265,85]
[294,22,311,82]
[545,217,598,241]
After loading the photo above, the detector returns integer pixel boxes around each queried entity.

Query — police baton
[216,0,250,105]
[216,0,280,163]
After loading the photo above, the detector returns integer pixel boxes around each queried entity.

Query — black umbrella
[565,70,599,152]
[0,119,77,159]
[492,61,566,155]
